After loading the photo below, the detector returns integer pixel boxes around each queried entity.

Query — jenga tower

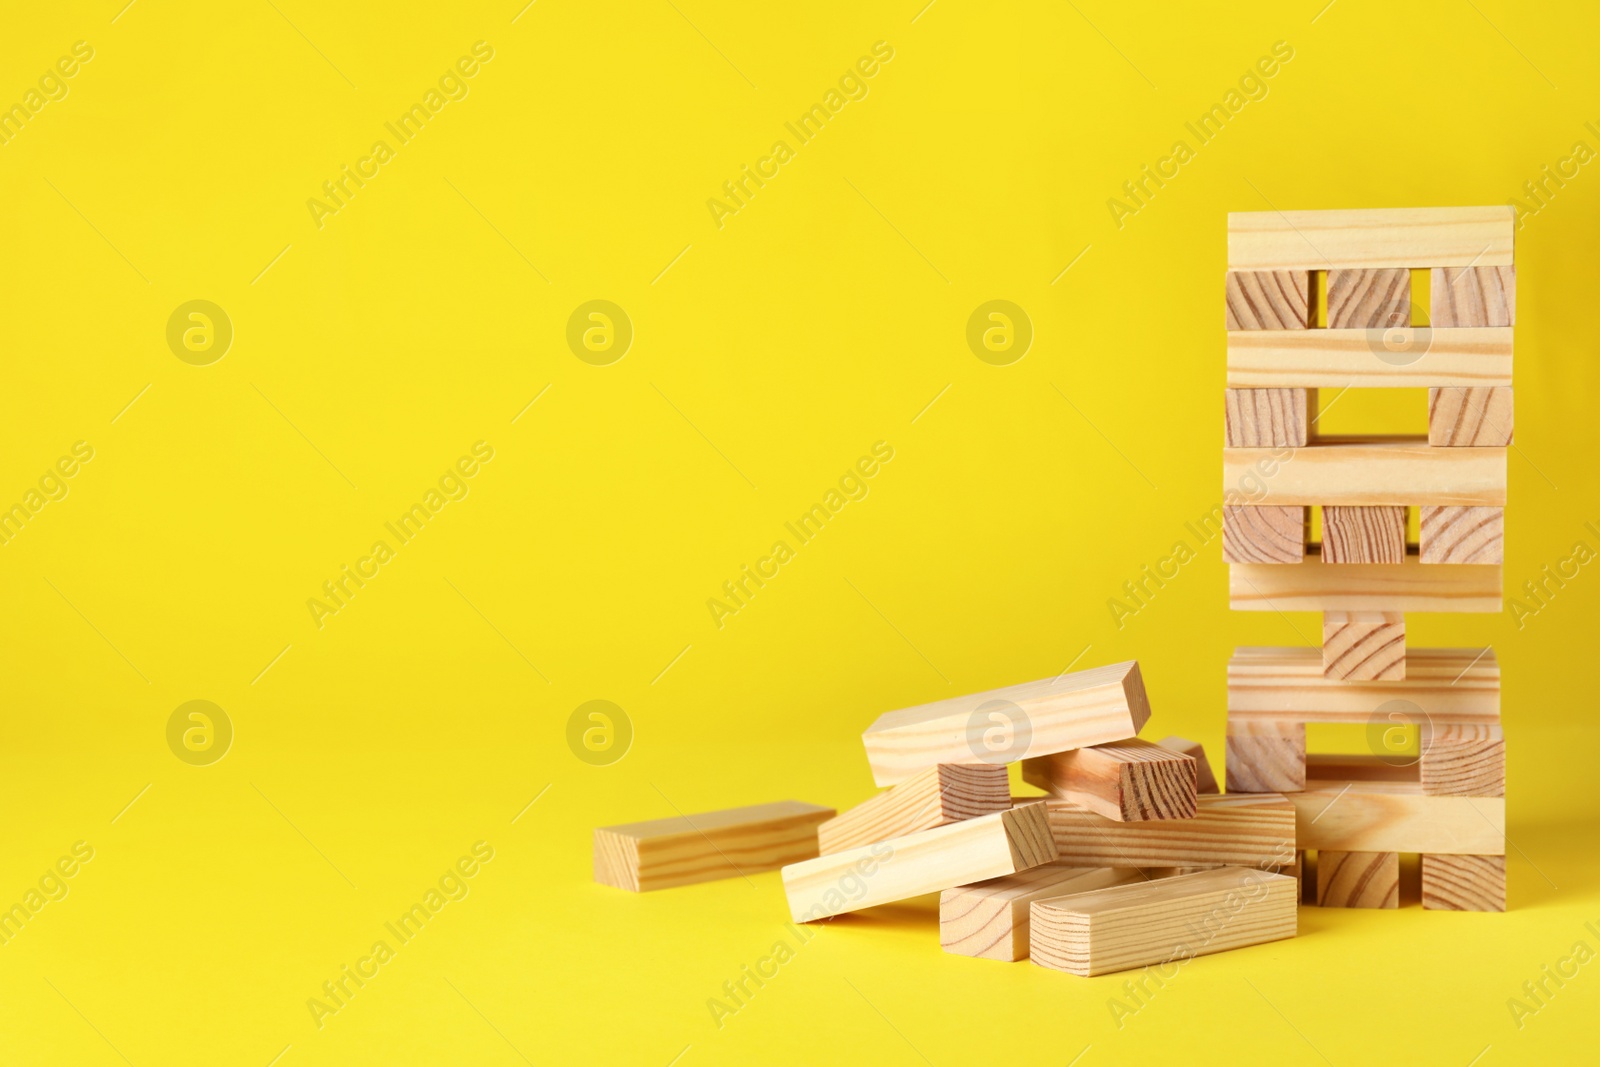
[1220,207,1511,911]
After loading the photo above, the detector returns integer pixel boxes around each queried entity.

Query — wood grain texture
[1229,645,1499,722]
[1222,505,1306,564]
[1035,793,1296,870]
[939,864,1144,961]
[1224,436,1506,506]
[1022,739,1197,822]
[594,801,834,892]
[1421,853,1506,911]
[818,764,1010,854]
[1321,506,1407,565]
[1226,327,1513,389]
[1420,506,1504,564]
[1431,266,1515,327]
[1230,549,1502,613]
[1328,268,1410,330]
[1226,720,1305,793]
[1155,736,1220,794]
[1030,868,1297,976]
[1321,611,1405,681]
[1421,724,1505,797]
[1316,851,1399,909]
[1228,206,1514,270]
[862,661,1151,787]
[1305,754,1420,783]
[1225,270,1313,330]
[1429,387,1514,446]
[1290,778,1505,854]
[1224,388,1311,447]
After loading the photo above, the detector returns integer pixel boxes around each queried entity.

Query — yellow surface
[2,1,1598,1063]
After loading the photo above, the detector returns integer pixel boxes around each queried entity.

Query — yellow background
[2,1,1598,1063]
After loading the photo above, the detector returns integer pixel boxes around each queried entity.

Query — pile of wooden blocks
[1222,206,1510,910]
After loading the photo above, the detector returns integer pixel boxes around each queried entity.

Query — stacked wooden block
[1222,207,1510,910]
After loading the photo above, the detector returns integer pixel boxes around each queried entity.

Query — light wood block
[1230,549,1502,613]
[1290,778,1504,854]
[1030,868,1297,976]
[1226,327,1513,389]
[1226,720,1305,793]
[1022,739,1197,822]
[1422,853,1506,911]
[861,661,1151,787]
[1421,724,1505,797]
[1228,206,1514,270]
[1155,736,1220,794]
[1316,850,1399,908]
[1429,387,1514,446]
[1420,506,1504,564]
[1229,646,1499,723]
[1322,611,1405,681]
[782,803,1057,922]
[1431,266,1515,327]
[818,764,1009,854]
[1224,388,1311,447]
[594,801,834,892]
[939,863,1145,961]
[1224,435,1506,506]
[1222,505,1306,564]
[1225,270,1313,330]
[1321,506,1407,565]
[1328,268,1410,330]
[1034,793,1296,871]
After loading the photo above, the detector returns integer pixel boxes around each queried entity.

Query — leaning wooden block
[594,801,834,892]
[1224,388,1311,447]
[1321,506,1407,565]
[1316,851,1399,909]
[1030,868,1297,976]
[1429,387,1514,446]
[1225,270,1313,330]
[1322,611,1405,681]
[1422,853,1506,911]
[1431,266,1514,327]
[1328,268,1410,330]
[1229,206,1514,271]
[1230,550,1502,613]
[1224,436,1505,506]
[782,803,1056,922]
[1226,327,1513,389]
[818,763,1010,854]
[1022,739,1197,822]
[1421,724,1505,797]
[1229,646,1499,723]
[861,661,1151,787]
[1036,793,1295,871]
[1222,505,1306,564]
[1155,736,1220,794]
[940,863,1145,961]
[1420,506,1504,564]
[1226,720,1305,793]
[1291,779,1504,854]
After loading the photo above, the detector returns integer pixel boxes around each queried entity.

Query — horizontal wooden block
[862,661,1151,787]
[594,801,834,892]
[1422,853,1506,911]
[1322,611,1405,681]
[1222,505,1306,564]
[818,763,1010,854]
[1033,793,1296,870]
[1291,779,1505,854]
[1030,868,1297,976]
[939,864,1145,961]
[1224,388,1311,447]
[1022,739,1197,822]
[1224,435,1506,506]
[1328,268,1410,330]
[1226,327,1513,389]
[1429,387,1514,446]
[1420,505,1504,564]
[1226,720,1305,793]
[1305,754,1420,783]
[1431,266,1515,327]
[1155,736,1220,794]
[1225,270,1313,330]
[1316,851,1399,909]
[1230,549,1502,612]
[1228,206,1514,270]
[1321,506,1407,565]
[1421,724,1505,797]
[782,803,1056,922]
[1229,646,1499,722]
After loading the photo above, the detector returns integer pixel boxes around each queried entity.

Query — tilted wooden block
[1225,270,1313,330]
[1224,388,1311,447]
[1230,550,1501,613]
[1224,436,1505,506]
[1222,505,1306,564]
[861,661,1151,787]
[1322,611,1405,681]
[1422,853,1506,911]
[1022,739,1197,822]
[1033,793,1295,870]
[1155,736,1220,794]
[1420,506,1504,564]
[1328,268,1410,330]
[940,863,1145,961]
[1226,720,1305,793]
[1321,506,1407,565]
[594,800,834,892]
[1316,850,1399,909]
[782,803,1056,922]
[818,763,1010,854]
[1429,386,1514,446]
[1030,868,1298,976]
[1431,266,1515,327]
[1421,724,1505,797]
[1229,646,1499,723]
[1290,778,1504,854]
[1226,327,1512,389]
[1228,207,1514,271]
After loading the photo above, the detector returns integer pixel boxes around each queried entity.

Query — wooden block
[1225,270,1313,330]
[594,801,834,892]
[1224,388,1311,447]
[1155,736,1220,794]
[1321,506,1407,565]
[1291,779,1504,854]
[1035,793,1296,871]
[1421,724,1505,797]
[1420,506,1504,564]
[1431,266,1515,327]
[1229,646,1499,723]
[1222,505,1306,564]
[818,764,1010,854]
[1021,739,1197,822]
[1328,268,1410,330]
[1226,327,1513,389]
[861,661,1151,787]
[1422,853,1506,911]
[1316,850,1399,908]
[1228,206,1514,270]
[1230,549,1501,613]
[1321,611,1405,681]
[1224,435,1505,506]
[1226,720,1305,793]
[1429,387,1514,446]
[939,863,1145,961]
[782,803,1057,922]
[1030,868,1298,976]
[1306,753,1420,783]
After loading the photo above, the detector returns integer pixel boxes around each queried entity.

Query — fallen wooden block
[1030,867,1298,976]
[861,661,1151,787]
[782,803,1057,922]
[1321,506,1407,565]
[1228,646,1499,723]
[1429,386,1514,446]
[1223,435,1506,506]
[1420,506,1504,564]
[1034,793,1295,870]
[1222,505,1306,564]
[1322,611,1405,681]
[1421,853,1506,911]
[1225,720,1305,793]
[1316,850,1399,908]
[1290,779,1504,854]
[594,800,835,892]
[1228,206,1514,271]
[1431,266,1515,328]
[1226,327,1512,389]
[1328,268,1410,330]
[1155,736,1219,794]
[818,763,1010,854]
[1022,739,1197,822]
[1230,550,1501,613]
[1224,388,1311,447]
[939,863,1145,961]
[1224,270,1313,330]
[1421,724,1505,797]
